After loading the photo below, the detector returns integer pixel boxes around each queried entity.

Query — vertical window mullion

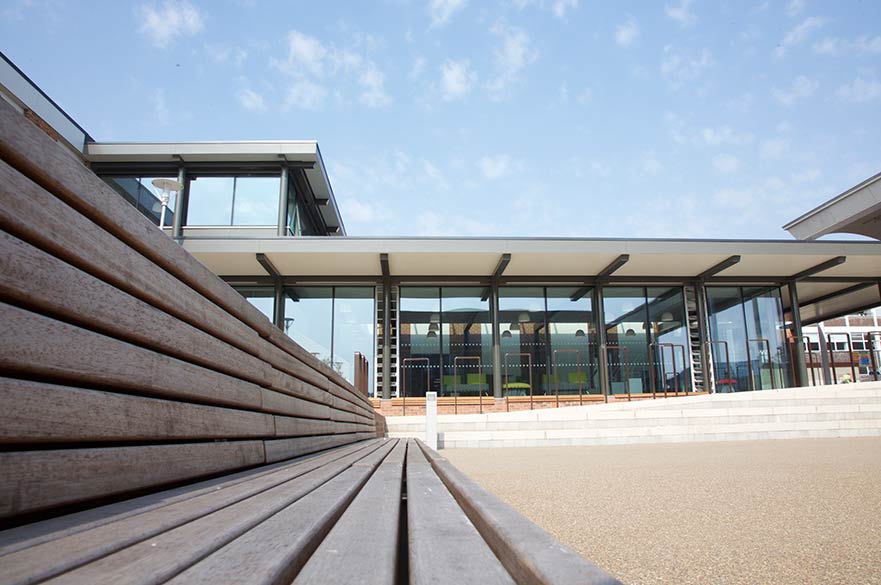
[230,176,237,226]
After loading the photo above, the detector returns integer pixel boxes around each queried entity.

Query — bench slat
[0,231,273,388]
[406,441,515,585]
[0,441,379,585]
[0,378,273,444]
[166,440,397,585]
[294,440,406,585]
[0,441,265,519]
[41,440,388,585]
[0,301,264,411]
[265,433,377,463]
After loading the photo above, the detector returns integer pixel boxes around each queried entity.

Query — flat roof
[86,141,346,235]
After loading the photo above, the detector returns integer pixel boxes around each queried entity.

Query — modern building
[4,52,881,414]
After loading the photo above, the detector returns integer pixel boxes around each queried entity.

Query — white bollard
[425,391,438,450]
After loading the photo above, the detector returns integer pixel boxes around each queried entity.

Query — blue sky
[2,0,880,239]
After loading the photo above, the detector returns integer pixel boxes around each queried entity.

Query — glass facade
[105,176,175,227]
[235,286,274,323]
[603,287,689,395]
[187,175,280,226]
[398,287,441,397]
[707,286,791,392]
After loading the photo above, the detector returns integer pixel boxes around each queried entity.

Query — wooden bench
[0,98,621,583]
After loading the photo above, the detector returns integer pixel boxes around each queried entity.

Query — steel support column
[695,283,713,393]
[594,285,609,401]
[172,166,186,239]
[788,281,808,387]
[276,163,289,237]
[817,322,832,385]
[273,281,284,330]
[381,253,391,400]
[491,280,502,399]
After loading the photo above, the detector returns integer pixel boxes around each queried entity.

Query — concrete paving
[444,437,881,585]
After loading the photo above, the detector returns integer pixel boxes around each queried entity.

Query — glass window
[187,177,234,225]
[442,288,491,398]
[103,176,175,227]
[603,287,651,395]
[399,287,441,398]
[187,175,280,226]
[234,286,274,323]
[285,287,333,370]
[646,287,688,395]
[742,287,791,390]
[332,287,376,396]
[232,177,279,225]
[499,287,548,396]
[546,287,598,395]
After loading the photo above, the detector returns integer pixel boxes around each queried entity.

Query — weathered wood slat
[0,231,273,388]
[0,302,264,411]
[0,442,378,585]
[0,160,269,369]
[407,442,516,585]
[264,433,375,464]
[40,441,387,585]
[417,440,622,585]
[0,98,274,340]
[166,440,396,585]
[273,416,370,438]
[0,441,266,519]
[260,388,332,421]
[294,440,406,585]
[0,378,274,444]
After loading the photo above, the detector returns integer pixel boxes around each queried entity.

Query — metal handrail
[553,349,584,407]
[826,332,857,383]
[866,331,881,381]
[674,343,689,394]
[748,337,775,390]
[705,340,732,393]
[602,344,631,401]
[650,342,674,398]
[401,357,430,416]
[504,352,534,411]
[453,356,483,414]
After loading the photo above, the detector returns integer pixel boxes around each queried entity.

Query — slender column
[817,322,832,385]
[172,166,186,239]
[491,280,502,399]
[695,283,713,393]
[273,281,284,330]
[788,281,808,387]
[382,276,391,400]
[594,285,609,400]
[276,164,289,236]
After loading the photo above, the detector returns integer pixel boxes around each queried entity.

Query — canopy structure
[784,172,881,241]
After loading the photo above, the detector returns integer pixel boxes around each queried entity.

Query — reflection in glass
[232,177,279,225]
[103,176,175,227]
[646,287,689,395]
[603,287,650,395]
[187,175,280,226]
[399,287,441,398]
[546,287,597,395]
[332,288,376,396]
[187,177,234,225]
[743,287,790,390]
[442,288,491,398]
[499,288,547,396]
[285,287,333,369]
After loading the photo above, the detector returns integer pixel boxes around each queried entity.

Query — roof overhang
[85,141,346,235]
[783,172,881,241]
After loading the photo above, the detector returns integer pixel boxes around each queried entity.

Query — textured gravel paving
[444,438,881,585]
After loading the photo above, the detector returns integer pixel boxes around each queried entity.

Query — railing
[553,349,584,407]
[826,332,858,384]
[401,357,430,416]
[452,356,484,414]
[747,337,775,390]
[504,352,534,412]
[706,339,733,393]
[602,344,631,401]
[354,351,369,396]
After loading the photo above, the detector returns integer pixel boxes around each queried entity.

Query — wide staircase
[386,383,881,448]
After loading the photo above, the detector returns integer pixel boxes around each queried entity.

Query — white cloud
[814,35,881,55]
[440,59,477,100]
[665,0,696,28]
[284,79,327,110]
[576,87,593,104]
[237,87,266,112]
[786,0,805,17]
[836,75,881,103]
[151,88,170,125]
[791,168,821,183]
[487,21,538,98]
[615,17,639,47]
[771,75,818,106]
[409,56,427,79]
[660,46,713,90]
[551,0,578,18]
[206,44,247,66]
[273,29,391,110]
[429,0,467,28]
[775,16,824,57]
[700,126,754,146]
[642,152,663,175]
[138,0,204,48]
[421,160,449,190]
[480,155,512,179]
[712,153,741,174]
[760,137,788,159]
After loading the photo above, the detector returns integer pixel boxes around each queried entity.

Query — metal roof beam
[790,256,846,282]
[256,253,281,278]
[795,282,875,309]
[491,253,512,280]
[697,255,741,281]
[597,254,630,278]
[380,253,390,278]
